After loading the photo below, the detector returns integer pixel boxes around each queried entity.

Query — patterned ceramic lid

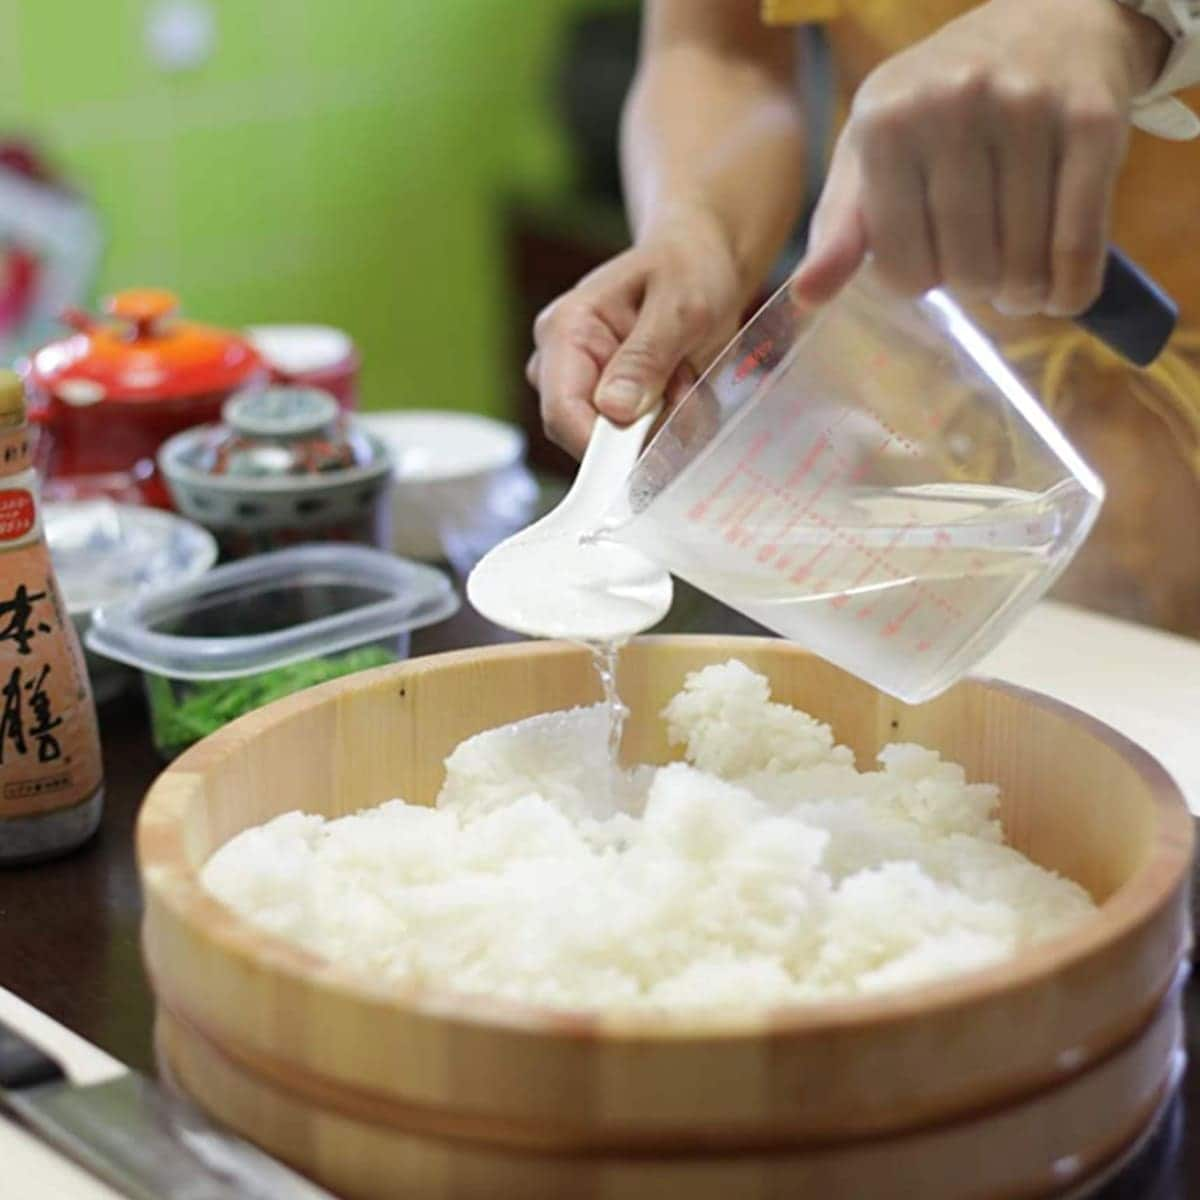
[200,387,375,479]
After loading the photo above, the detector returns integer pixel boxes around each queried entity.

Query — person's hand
[792,0,1170,317]
[529,204,744,459]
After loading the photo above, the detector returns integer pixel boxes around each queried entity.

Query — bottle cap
[0,371,27,425]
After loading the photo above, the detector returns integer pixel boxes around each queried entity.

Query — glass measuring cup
[603,269,1107,704]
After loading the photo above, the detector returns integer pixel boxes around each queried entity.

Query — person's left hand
[791,0,1169,317]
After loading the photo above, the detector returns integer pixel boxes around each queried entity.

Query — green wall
[0,0,625,416]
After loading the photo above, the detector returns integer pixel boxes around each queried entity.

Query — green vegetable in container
[148,646,397,754]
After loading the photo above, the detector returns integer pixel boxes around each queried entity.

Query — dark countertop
[0,591,1195,1199]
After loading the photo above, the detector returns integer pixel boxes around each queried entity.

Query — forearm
[620,5,807,302]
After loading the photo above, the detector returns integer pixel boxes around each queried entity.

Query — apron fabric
[763,0,1200,634]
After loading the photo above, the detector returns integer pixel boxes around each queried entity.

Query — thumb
[595,288,701,423]
[791,144,868,309]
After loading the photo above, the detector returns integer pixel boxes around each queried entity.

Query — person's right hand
[529,205,745,460]
[790,0,1168,317]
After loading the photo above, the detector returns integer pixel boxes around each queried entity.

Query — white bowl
[358,410,535,563]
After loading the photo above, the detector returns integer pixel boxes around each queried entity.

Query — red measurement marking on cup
[922,585,963,620]
[719,490,756,543]
[881,422,916,454]
[686,431,771,522]
[791,541,833,583]
[746,433,837,562]
[760,463,843,552]
[826,544,878,607]
[846,456,875,485]
[909,529,963,619]
[751,434,839,554]
[734,337,774,382]
[826,517,916,605]
[785,434,830,487]
[727,487,770,547]
[882,597,922,638]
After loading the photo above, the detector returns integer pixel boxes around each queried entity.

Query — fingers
[791,140,869,307]
[532,304,623,459]
[531,226,743,461]
[1046,94,1125,315]
[854,113,939,297]
[994,80,1056,315]
[594,283,716,422]
[818,27,1129,319]
[921,85,999,296]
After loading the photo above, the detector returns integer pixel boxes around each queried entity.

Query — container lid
[25,289,264,404]
[358,410,525,482]
[45,500,218,616]
[224,387,339,440]
[85,543,460,680]
[159,386,384,487]
[246,325,356,374]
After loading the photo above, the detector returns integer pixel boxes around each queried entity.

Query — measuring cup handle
[1073,247,1177,367]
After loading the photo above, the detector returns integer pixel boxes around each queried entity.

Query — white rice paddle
[467,408,672,641]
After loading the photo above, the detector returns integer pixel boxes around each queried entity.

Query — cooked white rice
[202,660,1095,1013]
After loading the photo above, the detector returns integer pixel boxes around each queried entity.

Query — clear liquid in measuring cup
[611,479,1091,703]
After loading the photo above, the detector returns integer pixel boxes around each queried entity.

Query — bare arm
[530,1,805,457]
[622,2,806,295]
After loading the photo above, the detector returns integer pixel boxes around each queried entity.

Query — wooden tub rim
[137,635,1196,1045]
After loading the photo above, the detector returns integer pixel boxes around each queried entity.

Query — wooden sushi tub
[138,637,1194,1199]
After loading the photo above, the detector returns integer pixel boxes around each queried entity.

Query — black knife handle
[0,1012,67,1091]
[1074,247,1178,367]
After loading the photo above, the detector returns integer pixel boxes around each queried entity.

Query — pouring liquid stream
[583,637,630,811]
[590,640,629,762]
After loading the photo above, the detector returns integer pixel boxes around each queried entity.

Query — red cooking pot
[19,288,267,508]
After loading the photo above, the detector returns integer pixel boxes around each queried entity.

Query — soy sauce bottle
[0,371,104,864]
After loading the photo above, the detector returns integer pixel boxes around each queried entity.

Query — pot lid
[189,384,374,477]
[246,325,356,374]
[24,289,264,404]
[173,386,379,481]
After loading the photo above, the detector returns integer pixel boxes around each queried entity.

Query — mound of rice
[202,660,1096,1013]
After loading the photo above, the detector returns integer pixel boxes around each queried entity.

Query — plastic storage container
[44,500,219,704]
[86,544,459,759]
